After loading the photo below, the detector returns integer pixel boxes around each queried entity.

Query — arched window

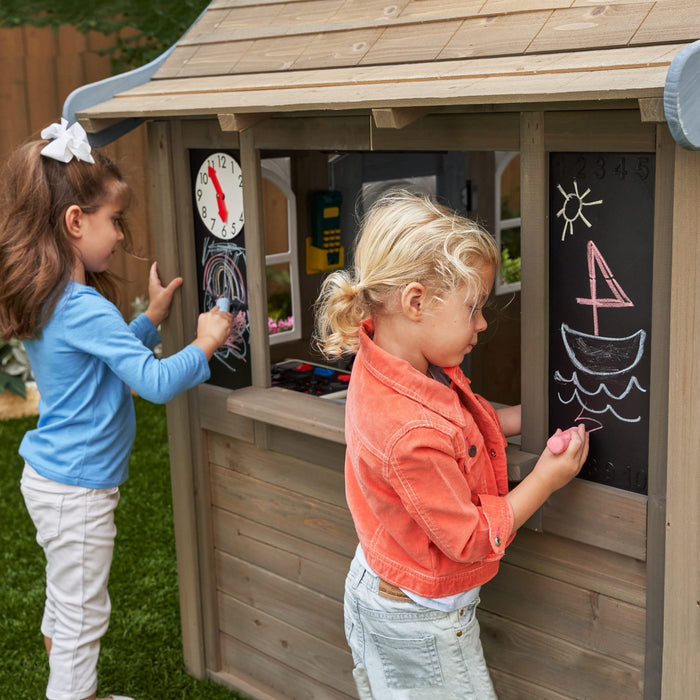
[494,151,521,295]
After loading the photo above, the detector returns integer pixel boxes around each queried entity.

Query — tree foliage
[0,1,210,72]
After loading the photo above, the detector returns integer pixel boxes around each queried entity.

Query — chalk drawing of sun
[556,181,603,241]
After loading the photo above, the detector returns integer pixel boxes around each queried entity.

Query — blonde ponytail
[313,188,499,359]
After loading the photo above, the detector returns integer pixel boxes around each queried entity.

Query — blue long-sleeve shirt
[20,281,210,488]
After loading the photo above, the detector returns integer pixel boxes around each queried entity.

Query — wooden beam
[147,120,207,678]
[218,112,271,132]
[662,144,700,700]
[372,107,429,129]
[639,97,666,123]
[238,129,270,388]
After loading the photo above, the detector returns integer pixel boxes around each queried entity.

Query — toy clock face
[194,152,244,240]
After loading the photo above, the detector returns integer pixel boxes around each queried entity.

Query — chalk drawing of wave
[557,387,641,423]
[553,370,647,399]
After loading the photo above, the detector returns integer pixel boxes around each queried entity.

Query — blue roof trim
[664,39,700,151]
[63,2,213,147]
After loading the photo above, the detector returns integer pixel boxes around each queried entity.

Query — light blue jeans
[344,552,498,699]
[21,463,119,700]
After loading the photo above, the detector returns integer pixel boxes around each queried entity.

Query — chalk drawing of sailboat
[561,240,646,377]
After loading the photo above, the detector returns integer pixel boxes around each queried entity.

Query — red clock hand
[208,165,228,223]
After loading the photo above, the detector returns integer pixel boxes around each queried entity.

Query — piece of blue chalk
[216,297,230,312]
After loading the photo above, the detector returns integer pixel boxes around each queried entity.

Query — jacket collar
[358,319,469,427]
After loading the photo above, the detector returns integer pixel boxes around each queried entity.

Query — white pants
[21,463,120,700]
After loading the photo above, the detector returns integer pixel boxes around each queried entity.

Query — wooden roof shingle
[77,0,700,128]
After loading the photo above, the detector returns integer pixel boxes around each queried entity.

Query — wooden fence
[0,23,154,318]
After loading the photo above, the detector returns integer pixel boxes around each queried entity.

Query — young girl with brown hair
[315,189,588,699]
[0,120,232,700]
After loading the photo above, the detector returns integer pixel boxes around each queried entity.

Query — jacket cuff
[477,494,515,559]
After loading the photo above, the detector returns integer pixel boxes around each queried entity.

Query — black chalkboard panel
[189,149,252,391]
[548,153,655,494]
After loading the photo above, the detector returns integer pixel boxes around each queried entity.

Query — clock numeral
[197,188,203,201]
[201,206,207,219]
[199,172,209,186]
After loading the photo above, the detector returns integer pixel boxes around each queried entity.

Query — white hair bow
[40,118,95,164]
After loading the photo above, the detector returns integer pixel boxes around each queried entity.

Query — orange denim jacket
[344,320,515,597]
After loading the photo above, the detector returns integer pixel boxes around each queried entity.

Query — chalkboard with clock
[190,149,251,390]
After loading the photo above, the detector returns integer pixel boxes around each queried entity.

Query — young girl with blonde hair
[0,120,233,700]
[315,189,588,699]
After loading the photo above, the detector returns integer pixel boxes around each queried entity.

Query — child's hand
[535,423,589,493]
[191,306,234,359]
[145,262,183,328]
[506,424,589,532]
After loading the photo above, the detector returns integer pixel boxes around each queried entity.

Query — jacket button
[456,630,463,637]
[468,445,477,457]
[490,449,497,457]
[495,536,502,546]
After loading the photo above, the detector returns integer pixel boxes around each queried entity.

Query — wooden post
[519,112,547,452]
[662,144,700,700]
[239,128,271,389]
[147,120,207,678]
[642,123,674,699]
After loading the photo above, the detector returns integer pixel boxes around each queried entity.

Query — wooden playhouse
[70,2,700,698]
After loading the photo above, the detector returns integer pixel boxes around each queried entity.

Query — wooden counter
[184,382,647,699]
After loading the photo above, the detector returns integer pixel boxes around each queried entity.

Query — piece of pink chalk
[547,426,578,455]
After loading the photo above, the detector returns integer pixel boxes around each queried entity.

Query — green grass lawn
[0,397,247,700]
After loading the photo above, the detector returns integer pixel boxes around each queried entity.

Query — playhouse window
[495,151,521,295]
[262,159,301,345]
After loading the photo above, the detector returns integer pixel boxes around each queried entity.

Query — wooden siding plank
[545,109,655,151]
[178,42,254,78]
[360,20,463,65]
[235,34,320,73]
[371,113,520,151]
[440,11,553,60]
[198,384,255,441]
[24,26,59,134]
[480,609,643,698]
[266,424,347,471]
[207,431,347,507]
[504,528,646,607]
[527,3,654,54]
[0,28,29,155]
[542,479,647,560]
[483,0,572,11]
[210,464,357,556]
[227,386,346,443]
[218,593,357,695]
[481,561,646,668]
[291,27,384,70]
[216,637,355,700]
[82,64,671,121]
[401,0,485,18]
[142,44,682,95]
[632,0,700,44]
[253,115,371,150]
[212,508,352,597]
[490,668,571,700]
[216,550,346,648]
